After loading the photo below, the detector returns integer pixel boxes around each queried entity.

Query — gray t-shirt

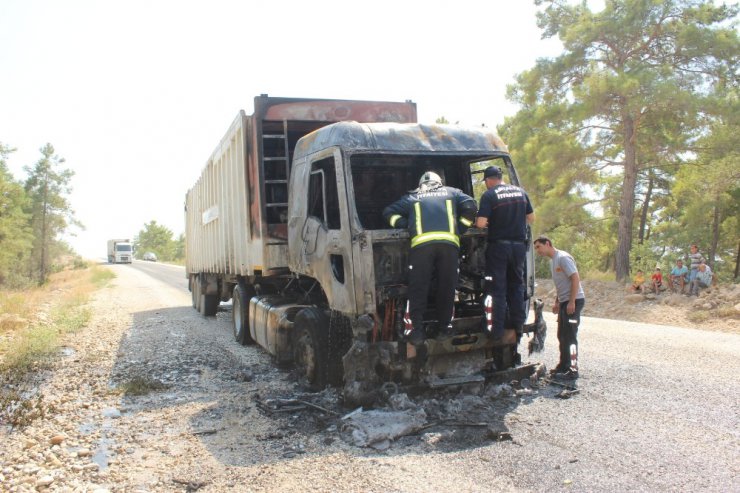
[551,249,585,302]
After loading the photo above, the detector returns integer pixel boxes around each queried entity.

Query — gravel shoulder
[1,265,738,492]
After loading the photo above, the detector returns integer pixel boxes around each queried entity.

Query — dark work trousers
[407,243,459,334]
[485,241,527,337]
[557,298,585,371]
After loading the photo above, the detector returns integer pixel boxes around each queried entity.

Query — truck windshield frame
[116,244,132,252]
[346,152,514,231]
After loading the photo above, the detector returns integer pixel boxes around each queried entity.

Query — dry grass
[0,265,115,427]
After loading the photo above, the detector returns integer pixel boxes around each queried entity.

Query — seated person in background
[689,261,713,296]
[670,259,689,294]
[631,270,645,293]
[651,267,663,294]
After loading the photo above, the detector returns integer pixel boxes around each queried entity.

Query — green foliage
[505,0,739,280]
[23,144,81,284]
[0,143,33,287]
[134,220,181,261]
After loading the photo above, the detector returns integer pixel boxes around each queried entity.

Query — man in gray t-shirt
[533,235,585,380]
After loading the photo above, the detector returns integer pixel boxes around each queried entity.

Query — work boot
[549,365,567,376]
[440,323,455,337]
[406,326,426,346]
[556,369,579,380]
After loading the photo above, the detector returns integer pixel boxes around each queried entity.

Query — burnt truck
[185,95,544,404]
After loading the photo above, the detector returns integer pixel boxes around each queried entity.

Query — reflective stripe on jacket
[382,186,476,249]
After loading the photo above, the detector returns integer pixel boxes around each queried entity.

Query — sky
[0,0,570,259]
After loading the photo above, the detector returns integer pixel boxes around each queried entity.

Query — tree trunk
[638,173,653,244]
[710,196,720,271]
[615,113,638,282]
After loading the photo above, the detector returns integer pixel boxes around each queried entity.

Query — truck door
[289,148,355,312]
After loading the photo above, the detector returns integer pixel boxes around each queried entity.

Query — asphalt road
[118,262,739,491]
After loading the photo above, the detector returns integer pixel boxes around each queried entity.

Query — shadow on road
[108,304,549,467]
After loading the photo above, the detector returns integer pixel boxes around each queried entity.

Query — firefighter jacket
[382,186,477,249]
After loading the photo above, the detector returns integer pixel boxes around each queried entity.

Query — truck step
[427,374,486,388]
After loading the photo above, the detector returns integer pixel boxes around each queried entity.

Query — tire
[293,307,330,389]
[327,310,353,386]
[200,292,219,316]
[233,283,256,345]
[190,277,197,309]
[192,276,202,312]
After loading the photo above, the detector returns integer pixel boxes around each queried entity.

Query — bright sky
[1,0,567,259]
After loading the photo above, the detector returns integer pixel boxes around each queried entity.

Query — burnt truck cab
[287,122,543,403]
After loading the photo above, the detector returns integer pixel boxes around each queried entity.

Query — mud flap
[522,298,547,355]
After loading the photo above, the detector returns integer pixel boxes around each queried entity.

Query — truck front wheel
[293,307,329,389]
[233,284,256,345]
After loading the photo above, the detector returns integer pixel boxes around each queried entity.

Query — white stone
[35,475,54,487]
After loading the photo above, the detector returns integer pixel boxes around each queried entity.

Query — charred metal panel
[249,295,309,363]
[287,148,356,313]
[256,97,417,124]
[294,122,508,159]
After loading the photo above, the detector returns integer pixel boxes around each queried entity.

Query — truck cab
[287,122,542,403]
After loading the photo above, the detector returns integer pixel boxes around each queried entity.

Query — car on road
[142,252,157,262]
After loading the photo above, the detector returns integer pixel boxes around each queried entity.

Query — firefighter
[383,171,477,344]
[475,165,535,343]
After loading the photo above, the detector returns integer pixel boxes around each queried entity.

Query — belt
[490,239,526,244]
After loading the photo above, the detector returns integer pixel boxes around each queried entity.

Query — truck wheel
[200,293,219,317]
[192,277,202,312]
[293,307,329,389]
[327,311,353,387]
[233,284,256,345]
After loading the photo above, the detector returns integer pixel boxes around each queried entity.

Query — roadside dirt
[535,279,740,334]
[1,266,738,492]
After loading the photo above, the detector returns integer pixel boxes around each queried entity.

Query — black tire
[190,276,197,309]
[192,276,202,312]
[327,310,353,387]
[200,292,219,316]
[233,283,256,345]
[293,307,329,389]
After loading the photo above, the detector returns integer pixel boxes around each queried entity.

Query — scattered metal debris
[341,408,427,448]
[556,389,580,399]
[191,428,217,436]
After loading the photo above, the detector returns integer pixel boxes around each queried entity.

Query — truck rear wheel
[293,307,329,389]
[233,284,256,345]
[200,292,219,317]
[192,276,201,312]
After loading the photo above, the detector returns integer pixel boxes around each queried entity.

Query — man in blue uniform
[383,171,477,344]
[475,165,535,343]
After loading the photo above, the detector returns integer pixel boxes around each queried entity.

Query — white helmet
[419,171,442,186]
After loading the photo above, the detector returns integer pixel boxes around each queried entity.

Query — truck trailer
[185,95,544,405]
[107,239,133,264]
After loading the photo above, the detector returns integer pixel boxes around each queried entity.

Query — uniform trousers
[407,243,459,334]
[485,240,527,337]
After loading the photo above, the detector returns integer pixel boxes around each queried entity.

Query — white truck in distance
[107,239,133,264]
